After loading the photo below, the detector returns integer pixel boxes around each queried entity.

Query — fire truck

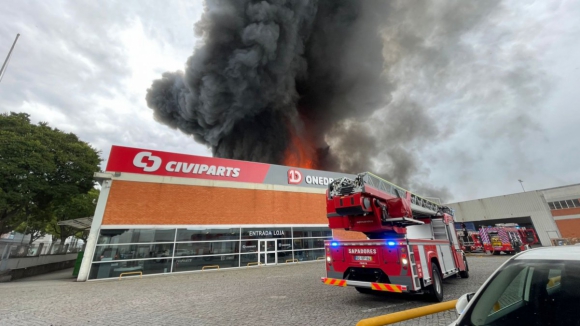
[320,172,469,302]
[479,224,527,255]
[456,229,484,253]
[517,227,539,247]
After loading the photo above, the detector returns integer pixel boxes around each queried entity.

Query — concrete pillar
[77,178,112,281]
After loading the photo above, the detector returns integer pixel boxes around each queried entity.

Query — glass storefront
[89,226,331,280]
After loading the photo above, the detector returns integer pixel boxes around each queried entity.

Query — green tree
[13,205,53,244]
[47,188,100,244]
[0,112,101,235]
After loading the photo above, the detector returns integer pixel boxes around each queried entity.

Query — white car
[450,246,580,326]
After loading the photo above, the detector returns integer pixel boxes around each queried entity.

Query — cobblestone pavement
[0,256,509,326]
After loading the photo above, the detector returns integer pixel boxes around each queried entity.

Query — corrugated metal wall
[447,191,560,246]
[541,184,580,202]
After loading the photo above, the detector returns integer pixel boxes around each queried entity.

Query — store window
[293,227,332,238]
[277,239,293,251]
[240,240,258,253]
[293,238,326,250]
[175,241,238,256]
[89,259,171,280]
[295,249,325,262]
[97,229,176,244]
[93,243,173,261]
[176,228,240,241]
[240,253,260,266]
[90,226,331,280]
[172,255,240,273]
[154,229,176,242]
[97,229,132,244]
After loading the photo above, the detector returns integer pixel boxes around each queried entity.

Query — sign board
[106,145,354,189]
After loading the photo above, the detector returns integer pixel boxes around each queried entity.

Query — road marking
[361,302,411,313]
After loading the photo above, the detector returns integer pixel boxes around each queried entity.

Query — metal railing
[356,299,458,326]
[0,242,85,260]
[330,172,449,215]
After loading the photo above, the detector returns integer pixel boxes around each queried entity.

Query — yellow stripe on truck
[322,278,347,287]
[371,283,403,293]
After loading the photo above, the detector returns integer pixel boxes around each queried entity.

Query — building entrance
[258,239,277,265]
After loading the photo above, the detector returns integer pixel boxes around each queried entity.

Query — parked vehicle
[457,229,484,253]
[321,172,468,302]
[479,225,526,255]
[451,246,580,326]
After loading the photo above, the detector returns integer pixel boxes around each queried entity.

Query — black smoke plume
[147,0,546,201]
[147,0,388,165]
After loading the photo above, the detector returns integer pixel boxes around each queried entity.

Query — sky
[1,0,579,203]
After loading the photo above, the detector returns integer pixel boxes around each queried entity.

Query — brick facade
[554,218,580,238]
[551,207,580,217]
[102,180,329,225]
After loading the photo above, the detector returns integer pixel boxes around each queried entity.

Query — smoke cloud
[147,0,547,201]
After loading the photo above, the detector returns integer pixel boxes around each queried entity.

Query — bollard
[356,300,458,326]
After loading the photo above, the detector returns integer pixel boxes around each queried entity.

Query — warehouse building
[448,184,580,247]
[77,145,361,281]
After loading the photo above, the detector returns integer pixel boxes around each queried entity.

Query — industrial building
[448,184,580,247]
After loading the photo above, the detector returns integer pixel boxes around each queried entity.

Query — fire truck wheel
[355,287,373,294]
[459,256,469,278]
[427,263,443,302]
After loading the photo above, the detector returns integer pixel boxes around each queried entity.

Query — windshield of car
[461,260,580,326]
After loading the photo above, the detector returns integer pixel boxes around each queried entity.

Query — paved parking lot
[0,256,509,326]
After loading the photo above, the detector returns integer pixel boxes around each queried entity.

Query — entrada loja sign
[105,145,353,188]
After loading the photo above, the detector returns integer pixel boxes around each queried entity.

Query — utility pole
[0,33,20,84]
[518,179,526,192]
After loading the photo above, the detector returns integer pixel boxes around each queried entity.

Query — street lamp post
[518,179,526,192]
[0,33,20,84]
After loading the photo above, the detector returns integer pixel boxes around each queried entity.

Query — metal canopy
[57,217,93,230]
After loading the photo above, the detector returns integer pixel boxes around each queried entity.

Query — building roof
[57,217,93,230]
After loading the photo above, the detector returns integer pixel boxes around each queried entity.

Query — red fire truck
[320,172,469,302]
[479,224,526,255]
[517,227,539,247]
[456,229,484,253]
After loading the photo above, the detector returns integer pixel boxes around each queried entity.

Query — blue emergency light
[331,241,339,247]
[387,241,396,246]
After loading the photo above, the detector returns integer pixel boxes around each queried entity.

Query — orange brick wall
[551,207,580,217]
[555,218,580,238]
[102,180,328,225]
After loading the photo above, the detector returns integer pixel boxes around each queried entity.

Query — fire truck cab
[321,173,469,302]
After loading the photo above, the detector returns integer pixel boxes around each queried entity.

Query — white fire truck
[321,172,469,302]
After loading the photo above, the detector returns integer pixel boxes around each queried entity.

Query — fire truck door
[446,223,462,250]
[436,245,456,275]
